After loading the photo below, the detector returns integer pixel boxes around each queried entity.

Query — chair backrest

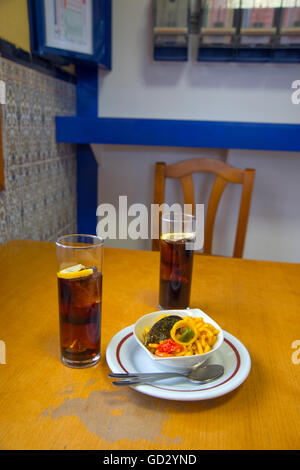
[152,158,255,258]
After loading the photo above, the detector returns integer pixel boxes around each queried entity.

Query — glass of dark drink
[56,235,103,368]
[159,213,195,310]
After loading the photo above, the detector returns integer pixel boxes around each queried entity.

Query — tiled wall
[0,57,77,244]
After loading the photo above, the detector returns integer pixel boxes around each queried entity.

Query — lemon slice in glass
[161,232,195,241]
[57,264,93,279]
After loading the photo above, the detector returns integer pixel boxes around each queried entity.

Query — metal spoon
[109,363,224,386]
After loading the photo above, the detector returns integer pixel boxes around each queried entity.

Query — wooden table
[0,240,299,450]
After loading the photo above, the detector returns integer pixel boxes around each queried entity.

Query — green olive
[179,328,195,343]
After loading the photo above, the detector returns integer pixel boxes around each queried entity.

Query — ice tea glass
[159,213,195,309]
[56,235,103,368]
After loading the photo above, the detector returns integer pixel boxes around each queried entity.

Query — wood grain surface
[0,240,299,450]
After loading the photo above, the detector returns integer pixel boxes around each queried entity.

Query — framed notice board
[28,0,111,68]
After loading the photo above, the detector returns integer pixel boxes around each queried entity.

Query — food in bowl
[143,314,219,358]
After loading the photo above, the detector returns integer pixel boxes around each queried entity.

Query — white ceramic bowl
[134,308,223,371]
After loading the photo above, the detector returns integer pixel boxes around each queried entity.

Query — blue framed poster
[28,0,111,68]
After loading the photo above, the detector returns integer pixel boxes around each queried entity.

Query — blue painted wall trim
[76,63,98,117]
[76,64,98,235]
[77,144,98,235]
[56,117,300,152]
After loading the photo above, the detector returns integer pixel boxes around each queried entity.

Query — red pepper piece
[155,339,184,357]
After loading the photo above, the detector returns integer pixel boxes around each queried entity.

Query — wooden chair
[152,158,255,258]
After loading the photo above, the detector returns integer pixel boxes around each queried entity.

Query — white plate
[106,325,251,401]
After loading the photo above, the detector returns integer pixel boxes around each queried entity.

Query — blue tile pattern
[0,57,77,244]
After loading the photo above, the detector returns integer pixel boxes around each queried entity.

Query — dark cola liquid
[159,236,194,309]
[58,269,102,366]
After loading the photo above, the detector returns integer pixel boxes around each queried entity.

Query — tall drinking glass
[159,213,195,310]
[56,235,103,368]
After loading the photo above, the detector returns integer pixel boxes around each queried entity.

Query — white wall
[95,0,300,263]
[99,0,300,123]
[227,149,300,262]
[93,145,227,251]
[93,145,300,262]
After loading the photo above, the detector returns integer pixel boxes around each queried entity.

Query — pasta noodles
[144,315,219,357]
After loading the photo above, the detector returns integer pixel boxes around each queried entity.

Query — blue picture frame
[27,0,111,68]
